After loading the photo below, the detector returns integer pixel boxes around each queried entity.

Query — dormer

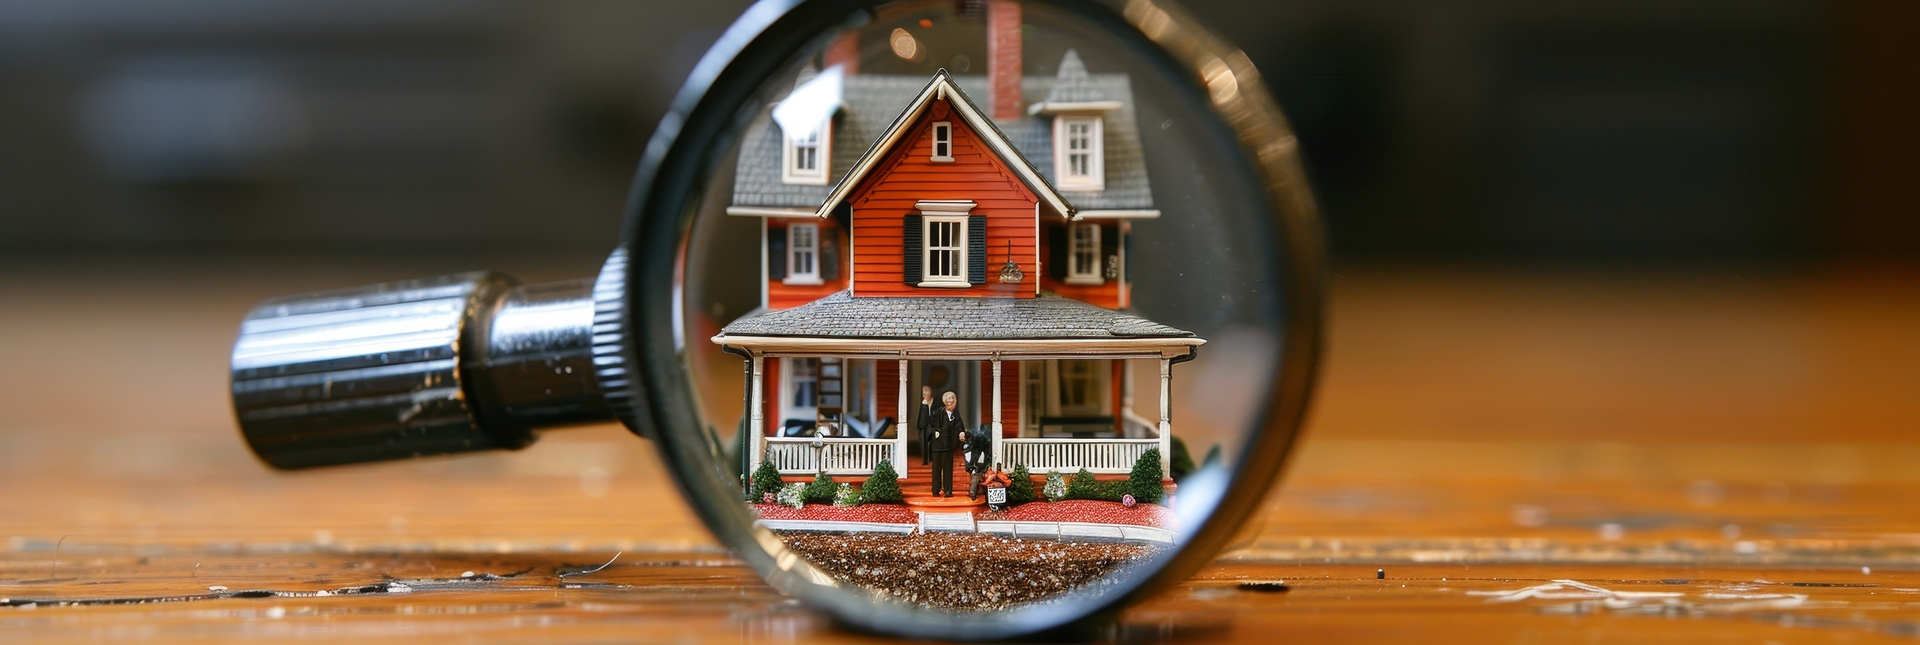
[775,65,844,186]
[1029,50,1122,192]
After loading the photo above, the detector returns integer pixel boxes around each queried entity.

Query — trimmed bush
[751,458,783,502]
[1005,465,1036,505]
[776,482,807,509]
[1043,471,1068,501]
[1128,448,1166,505]
[833,482,861,507]
[803,470,837,504]
[1065,468,1134,502]
[860,459,903,504]
[1168,436,1195,482]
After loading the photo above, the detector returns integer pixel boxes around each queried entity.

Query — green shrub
[751,458,783,502]
[860,460,903,504]
[1043,471,1068,501]
[776,482,807,509]
[1005,465,1036,504]
[803,471,838,504]
[1168,437,1195,482]
[1065,469,1128,501]
[1128,448,1166,505]
[833,482,861,507]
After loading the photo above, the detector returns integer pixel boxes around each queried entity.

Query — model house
[712,19,1202,481]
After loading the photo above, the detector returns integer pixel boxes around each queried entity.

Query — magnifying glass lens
[654,0,1323,636]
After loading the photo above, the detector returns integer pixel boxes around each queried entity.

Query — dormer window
[782,120,831,185]
[930,121,954,162]
[1053,116,1103,190]
[785,222,822,285]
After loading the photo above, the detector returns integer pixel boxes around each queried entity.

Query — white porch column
[1158,357,1172,474]
[991,355,1004,468]
[896,356,909,480]
[749,354,765,476]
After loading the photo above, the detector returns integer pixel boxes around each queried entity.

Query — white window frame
[781,119,831,185]
[930,121,954,162]
[784,222,822,285]
[1052,115,1104,191]
[1065,223,1103,285]
[919,214,970,288]
[781,358,820,425]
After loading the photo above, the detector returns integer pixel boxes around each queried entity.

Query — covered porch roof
[711,290,1203,358]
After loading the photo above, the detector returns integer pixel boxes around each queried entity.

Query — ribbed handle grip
[230,272,525,469]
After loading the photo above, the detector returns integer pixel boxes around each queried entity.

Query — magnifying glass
[229,0,1323,638]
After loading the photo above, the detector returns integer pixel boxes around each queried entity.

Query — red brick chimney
[987,0,1022,120]
[824,30,858,76]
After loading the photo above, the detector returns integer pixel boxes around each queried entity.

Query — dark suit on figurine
[927,403,963,497]
[915,396,936,465]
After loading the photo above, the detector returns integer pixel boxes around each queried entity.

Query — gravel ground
[774,531,1162,611]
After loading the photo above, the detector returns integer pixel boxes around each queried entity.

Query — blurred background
[0,0,1913,260]
[1,0,1917,567]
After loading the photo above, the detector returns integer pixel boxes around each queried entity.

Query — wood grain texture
[849,97,1040,299]
[6,257,1920,642]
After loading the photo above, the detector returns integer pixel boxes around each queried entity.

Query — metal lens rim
[617,0,1326,638]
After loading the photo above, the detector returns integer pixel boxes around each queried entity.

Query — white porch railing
[1001,438,1160,475]
[767,437,895,475]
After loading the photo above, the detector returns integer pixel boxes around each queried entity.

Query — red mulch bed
[987,499,1177,529]
[752,503,918,525]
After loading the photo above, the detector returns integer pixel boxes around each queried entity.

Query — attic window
[1053,116,1104,190]
[782,120,831,185]
[930,121,953,162]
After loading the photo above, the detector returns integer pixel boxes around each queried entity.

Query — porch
[713,291,1204,481]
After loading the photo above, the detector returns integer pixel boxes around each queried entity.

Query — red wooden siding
[766,219,849,311]
[849,98,1042,298]
[876,359,899,428]
[1038,222,1123,309]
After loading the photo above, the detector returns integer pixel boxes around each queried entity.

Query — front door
[909,360,978,455]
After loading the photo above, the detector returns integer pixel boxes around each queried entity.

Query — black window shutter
[1048,224,1069,280]
[768,226,787,280]
[968,215,987,285]
[902,214,922,284]
[820,229,840,281]
[1100,223,1119,280]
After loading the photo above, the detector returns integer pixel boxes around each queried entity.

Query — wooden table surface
[3,255,1918,643]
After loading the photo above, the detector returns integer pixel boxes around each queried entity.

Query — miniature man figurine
[963,423,992,499]
[915,385,935,465]
[927,391,963,497]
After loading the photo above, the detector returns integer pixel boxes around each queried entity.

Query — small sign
[987,487,1007,505]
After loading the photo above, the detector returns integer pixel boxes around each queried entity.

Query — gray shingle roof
[718,290,1194,340]
[732,54,1154,212]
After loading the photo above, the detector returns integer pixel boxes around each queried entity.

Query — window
[920,215,968,286]
[789,358,819,410]
[930,121,953,162]
[1066,223,1102,285]
[781,120,830,185]
[1052,116,1104,190]
[784,223,821,285]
